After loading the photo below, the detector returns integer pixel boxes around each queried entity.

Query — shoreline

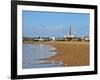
[23,41,89,67]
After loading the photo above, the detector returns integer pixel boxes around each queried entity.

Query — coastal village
[23,26,89,42]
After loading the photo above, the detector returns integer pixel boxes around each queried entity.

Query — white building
[51,37,56,41]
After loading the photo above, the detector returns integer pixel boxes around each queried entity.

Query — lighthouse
[67,26,74,38]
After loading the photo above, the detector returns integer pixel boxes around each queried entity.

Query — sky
[22,10,90,37]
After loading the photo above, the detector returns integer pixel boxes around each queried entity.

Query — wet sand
[47,41,89,66]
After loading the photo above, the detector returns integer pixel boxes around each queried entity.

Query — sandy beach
[23,41,89,67]
[47,41,90,66]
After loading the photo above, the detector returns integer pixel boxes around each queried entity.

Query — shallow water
[22,43,64,69]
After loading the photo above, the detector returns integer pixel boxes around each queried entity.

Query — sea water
[22,43,64,69]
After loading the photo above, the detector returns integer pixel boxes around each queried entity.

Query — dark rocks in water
[50,50,56,52]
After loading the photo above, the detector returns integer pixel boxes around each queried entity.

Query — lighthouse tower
[67,26,74,38]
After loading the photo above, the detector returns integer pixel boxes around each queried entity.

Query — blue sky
[22,11,90,37]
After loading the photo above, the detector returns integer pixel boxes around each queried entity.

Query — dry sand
[47,41,89,66]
